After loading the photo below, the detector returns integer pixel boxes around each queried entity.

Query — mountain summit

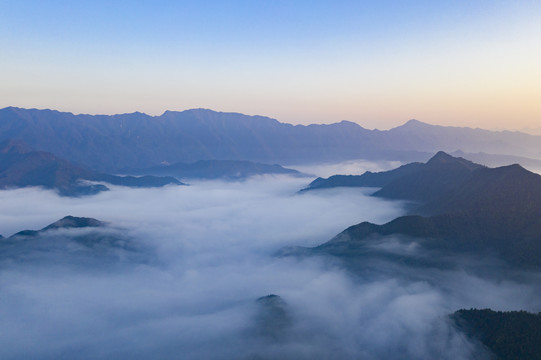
[319,155,541,268]
[373,151,485,203]
[302,151,484,203]
[8,216,105,239]
[42,216,106,231]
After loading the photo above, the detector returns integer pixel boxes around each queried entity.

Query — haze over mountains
[0,139,183,196]
[293,153,541,357]
[1,106,541,359]
[123,160,302,180]
[2,0,540,356]
[2,107,541,172]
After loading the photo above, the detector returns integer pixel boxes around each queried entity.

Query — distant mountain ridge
[0,139,183,196]
[123,159,303,180]
[2,107,541,172]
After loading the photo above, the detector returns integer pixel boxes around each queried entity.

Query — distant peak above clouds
[42,216,106,231]
[400,119,429,127]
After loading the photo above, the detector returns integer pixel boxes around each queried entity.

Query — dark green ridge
[452,309,541,360]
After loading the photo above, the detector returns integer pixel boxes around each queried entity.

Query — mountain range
[286,153,541,358]
[2,107,541,172]
[0,139,183,196]
[296,152,541,268]
[302,151,483,201]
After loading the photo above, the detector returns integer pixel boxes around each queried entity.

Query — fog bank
[0,174,538,359]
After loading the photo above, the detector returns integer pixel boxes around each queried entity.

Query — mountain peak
[426,151,455,164]
[401,119,429,127]
[42,216,105,231]
[338,120,364,129]
[426,151,482,170]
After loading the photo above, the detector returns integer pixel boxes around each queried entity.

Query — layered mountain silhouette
[298,152,541,268]
[0,140,183,196]
[372,151,484,203]
[123,159,302,180]
[301,162,424,192]
[2,107,541,172]
[450,150,541,171]
[302,151,483,199]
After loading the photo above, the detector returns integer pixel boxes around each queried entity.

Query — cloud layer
[0,174,539,359]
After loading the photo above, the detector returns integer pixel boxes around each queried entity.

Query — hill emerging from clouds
[299,152,541,269]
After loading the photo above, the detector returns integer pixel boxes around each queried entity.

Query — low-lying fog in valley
[0,163,540,359]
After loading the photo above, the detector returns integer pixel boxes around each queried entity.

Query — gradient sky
[1,0,540,130]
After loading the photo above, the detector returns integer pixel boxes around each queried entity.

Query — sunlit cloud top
[1,0,540,130]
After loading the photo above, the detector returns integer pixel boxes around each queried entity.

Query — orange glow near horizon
[1,1,540,131]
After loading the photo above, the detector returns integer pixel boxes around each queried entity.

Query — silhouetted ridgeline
[297,152,541,268]
[2,107,541,172]
[302,151,483,196]
[300,162,424,192]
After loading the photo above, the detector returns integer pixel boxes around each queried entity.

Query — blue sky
[1,1,540,129]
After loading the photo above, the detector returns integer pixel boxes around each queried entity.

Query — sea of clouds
[0,166,539,359]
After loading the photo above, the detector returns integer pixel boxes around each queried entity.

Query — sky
[0,0,540,130]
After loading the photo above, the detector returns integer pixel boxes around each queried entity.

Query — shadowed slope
[301,162,423,192]
[306,153,541,268]
[0,140,183,196]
